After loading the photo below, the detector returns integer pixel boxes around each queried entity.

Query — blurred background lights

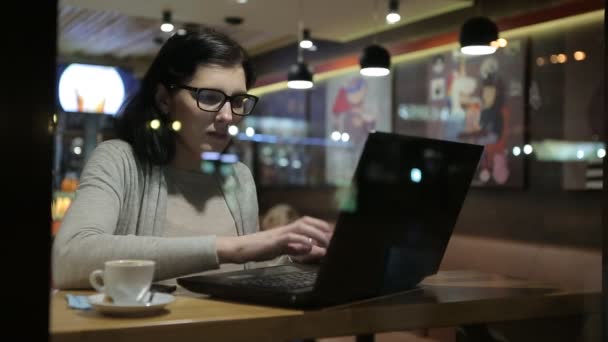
[220,154,239,164]
[576,150,585,159]
[228,125,239,136]
[201,151,221,161]
[574,51,586,61]
[150,119,161,130]
[523,144,533,155]
[331,131,342,141]
[512,146,521,156]
[245,127,255,137]
[536,57,545,66]
[410,168,422,183]
[201,161,215,174]
[550,55,558,64]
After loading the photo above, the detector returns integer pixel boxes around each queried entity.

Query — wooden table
[50,270,600,342]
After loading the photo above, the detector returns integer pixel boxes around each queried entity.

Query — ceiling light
[287,62,313,89]
[289,2,314,89]
[386,0,401,24]
[299,29,313,49]
[460,16,499,55]
[360,44,390,77]
[160,10,174,32]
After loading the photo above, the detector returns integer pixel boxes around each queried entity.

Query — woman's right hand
[216,216,333,264]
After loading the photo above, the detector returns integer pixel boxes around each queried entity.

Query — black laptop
[178,132,483,308]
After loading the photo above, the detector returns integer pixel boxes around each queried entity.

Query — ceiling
[59,0,472,62]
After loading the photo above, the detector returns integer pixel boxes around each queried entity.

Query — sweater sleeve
[233,162,260,235]
[52,141,220,289]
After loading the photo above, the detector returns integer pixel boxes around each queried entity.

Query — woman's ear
[155,84,171,115]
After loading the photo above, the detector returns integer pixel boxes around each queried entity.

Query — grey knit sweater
[52,140,260,289]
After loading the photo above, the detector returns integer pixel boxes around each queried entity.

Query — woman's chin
[200,142,228,153]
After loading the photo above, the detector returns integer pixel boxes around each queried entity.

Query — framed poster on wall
[323,71,392,186]
[395,40,526,187]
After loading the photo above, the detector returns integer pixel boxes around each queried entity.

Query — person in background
[261,204,301,231]
[52,28,332,289]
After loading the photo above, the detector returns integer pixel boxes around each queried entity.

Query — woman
[52,28,332,289]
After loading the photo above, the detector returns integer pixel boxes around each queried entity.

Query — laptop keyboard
[231,271,318,291]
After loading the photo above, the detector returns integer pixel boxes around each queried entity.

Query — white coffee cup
[89,260,155,305]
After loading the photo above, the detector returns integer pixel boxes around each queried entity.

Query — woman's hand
[217,216,333,264]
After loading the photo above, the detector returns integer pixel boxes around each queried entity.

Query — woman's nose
[215,101,233,122]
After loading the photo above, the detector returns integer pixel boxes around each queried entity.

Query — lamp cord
[372,0,379,44]
[297,0,304,62]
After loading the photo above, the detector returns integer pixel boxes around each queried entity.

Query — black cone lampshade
[459,16,499,55]
[300,29,313,49]
[287,62,313,89]
[359,44,390,77]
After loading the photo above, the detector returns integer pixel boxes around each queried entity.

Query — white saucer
[88,293,175,316]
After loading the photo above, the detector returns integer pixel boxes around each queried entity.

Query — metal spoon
[146,291,156,306]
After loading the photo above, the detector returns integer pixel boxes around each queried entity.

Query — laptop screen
[315,132,483,302]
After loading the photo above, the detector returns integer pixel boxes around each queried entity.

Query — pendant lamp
[360,44,390,77]
[459,16,498,55]
[287,61,313,89]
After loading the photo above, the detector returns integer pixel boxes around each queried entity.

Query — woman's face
[163,64,247,155]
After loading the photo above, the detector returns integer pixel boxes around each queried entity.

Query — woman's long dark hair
[117,28,256,165]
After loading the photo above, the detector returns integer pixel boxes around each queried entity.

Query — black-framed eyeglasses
[170,85,258,116]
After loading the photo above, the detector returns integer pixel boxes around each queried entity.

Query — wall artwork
[324,71,392,186]
[395,40,525,187]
